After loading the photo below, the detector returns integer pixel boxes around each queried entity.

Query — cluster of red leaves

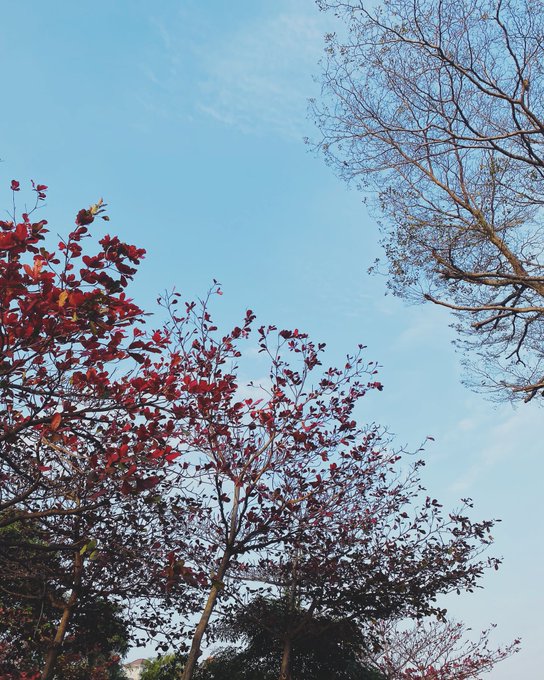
[137,286,509,680]
[369,619,520,680]
[0,605,43,680]
[0,181,194,679]
[0,182,179,505]
[400,655,516,680]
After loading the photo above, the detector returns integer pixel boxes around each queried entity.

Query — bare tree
[365,619,520,679]
[314,0,544,401]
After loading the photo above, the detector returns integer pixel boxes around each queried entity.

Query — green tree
[197,597,382,680]
[140,654,186,680]
[54,599,130,679]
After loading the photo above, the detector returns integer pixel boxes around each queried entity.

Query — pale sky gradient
[0,2,542,678]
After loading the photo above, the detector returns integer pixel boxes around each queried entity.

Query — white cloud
[196,10,326,139]
[142,2,330,139]
[393,304,454,350]
[448,401,541,494]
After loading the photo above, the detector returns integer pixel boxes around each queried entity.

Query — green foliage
[196,648,276,680]
[195,597,383,680]
[197,646,382,680]
[0,522,64,676]
[140,654,186,680]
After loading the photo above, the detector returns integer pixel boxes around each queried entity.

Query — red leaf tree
[0,184,515,680]
[225,466,502,680]
[0,183,184,679]
[147,290,503,680]
[366,619,520,680]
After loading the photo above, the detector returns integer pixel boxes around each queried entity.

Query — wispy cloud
[448,402,541,493]
[143,2,328,139]
[196,10,326,139]
[393,304,454,350]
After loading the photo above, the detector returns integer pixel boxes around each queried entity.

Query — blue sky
[1,1,542,677]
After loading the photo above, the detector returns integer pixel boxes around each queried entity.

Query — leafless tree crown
[314,0,544,401]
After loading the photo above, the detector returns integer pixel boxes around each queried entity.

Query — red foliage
[0,182,516,680]
[368,619,520,680]
[0,183,175,519]
[0,182,186,679]
[144,289,503,679]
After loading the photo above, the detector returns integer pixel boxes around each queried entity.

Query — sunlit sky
[1,2,542,677]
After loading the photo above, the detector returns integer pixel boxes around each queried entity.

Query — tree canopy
[315,0,544,402]
[205,596,382,680]
[0,180,516,680]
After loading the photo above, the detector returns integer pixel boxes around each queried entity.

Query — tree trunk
[277,547,299,680]
[181,486,240,680]
[41,551,82,680]
[180,551,230,680]
[279,637,292,680]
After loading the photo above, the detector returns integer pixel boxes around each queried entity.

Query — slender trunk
[180,551,230,680]
[277,547,299,680]
[181,486,240,680]
[279,637,292,680]
[41,551,82,680]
